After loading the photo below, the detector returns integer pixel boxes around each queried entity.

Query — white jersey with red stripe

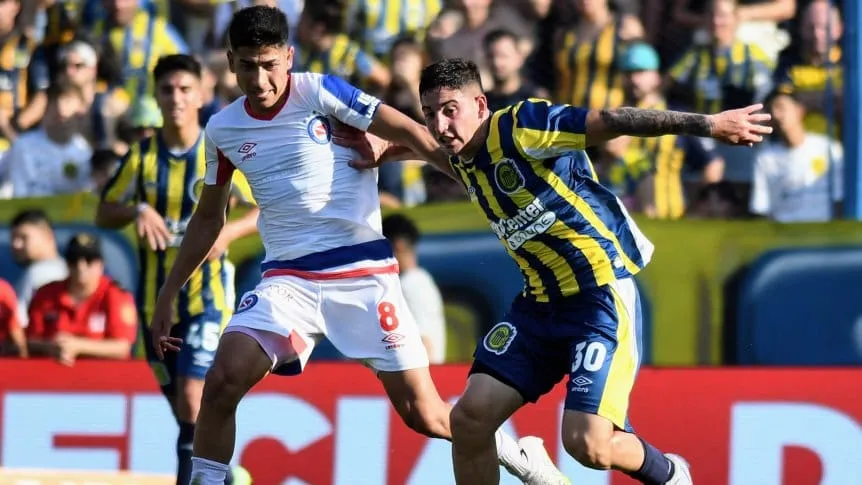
[203,71,396,278]
[203,72,429,375]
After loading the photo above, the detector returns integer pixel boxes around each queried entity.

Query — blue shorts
[471,278,644,431]
[142,311,225,398]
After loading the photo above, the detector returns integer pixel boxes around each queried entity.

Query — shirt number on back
[377,302,400,332]
[572,341,608,372]
[188,321,221,352]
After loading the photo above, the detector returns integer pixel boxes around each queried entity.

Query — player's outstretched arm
[585,103,773,147]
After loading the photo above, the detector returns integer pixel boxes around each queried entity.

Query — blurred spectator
[27,232,137,364]
[687,180,746,218]
[344,0,441,61]
[384,37,424,121]
[0,0,50,155]
[750,90,843,222]
[4,82,92,198]
[295,1,390,90]
[9,209,69,328]
[667,0,774,189]
[554,0,643,109]
[58,39,130,152]
[90,148,121,192]
[118,95,162,148]
[0,277,26,357]
[382,214,446,364]
[427,0,529,88]
[774,0,842,138]
[483,29,544,112]
[198,61,226,126]
[91,0,188,100]
[606,42,723,219]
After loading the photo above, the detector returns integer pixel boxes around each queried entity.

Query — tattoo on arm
[599,108,714,137]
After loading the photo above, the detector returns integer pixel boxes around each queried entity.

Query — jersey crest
[494,158,525,194]
[307,115,331,144]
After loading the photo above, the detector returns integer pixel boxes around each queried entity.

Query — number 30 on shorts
[571,341,608,372]
[377,302,399,332]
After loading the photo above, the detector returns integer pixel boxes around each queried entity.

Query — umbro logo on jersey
[238,142,257,162]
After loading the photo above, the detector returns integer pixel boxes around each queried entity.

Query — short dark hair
[11,209,51,229]
[763,88,801,111]
[153,54,202,83]
[483,29,519,50]
[382,214,421,247]
[228,6,290,51]
[91,149,121,172]
[302,2,344,34]
[419,58,483,98]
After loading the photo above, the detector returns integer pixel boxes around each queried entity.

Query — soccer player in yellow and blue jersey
[91,0,188,100]
[95,55,258,485]
[350,58,771,485]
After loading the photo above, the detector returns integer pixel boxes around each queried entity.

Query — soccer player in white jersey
[149,6,569,485]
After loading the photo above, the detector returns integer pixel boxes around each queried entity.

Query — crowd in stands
[0,0,848,360]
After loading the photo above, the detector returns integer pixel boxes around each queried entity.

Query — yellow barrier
[0,469,173,485]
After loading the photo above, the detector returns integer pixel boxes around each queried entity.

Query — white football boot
[517,436,572,485]
[664,453,693,484]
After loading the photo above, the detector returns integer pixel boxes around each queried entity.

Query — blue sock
[628,436,674,485]
[176,422,195,485]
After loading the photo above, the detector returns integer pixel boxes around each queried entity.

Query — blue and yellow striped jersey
[450,99,654,302]
[100,132,253,324]
[344,0,442,59]
[773,46,842,136]
[296,34,376,84]
[92,10,188,99]
[668,39,774,114]
[554,18,626,109]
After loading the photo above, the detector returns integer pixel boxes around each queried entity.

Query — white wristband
[135,202,150,218]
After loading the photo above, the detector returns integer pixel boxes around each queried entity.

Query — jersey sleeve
[104,286,138,343]
[0,281,20,335]
[204,127,236,186]
[100,143,141,204]
[316,74,381,131]
[511,99,588,159]
[155,18,189,55]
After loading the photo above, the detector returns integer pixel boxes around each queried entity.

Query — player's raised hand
[150,296,182,360]
[332,122,393,169]
[709,104,773,147]
[136,203,171,251]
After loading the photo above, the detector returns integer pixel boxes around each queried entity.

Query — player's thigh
[322,273,430,373]
[471,298,570,407]
[224,276,323,377]
[451,372,525,436]
[564,277,643,433]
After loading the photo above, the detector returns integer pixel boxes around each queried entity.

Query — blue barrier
[735,247,862,365]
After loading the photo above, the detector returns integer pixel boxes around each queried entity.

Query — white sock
[495,429,531,478]
[191,456,229,485]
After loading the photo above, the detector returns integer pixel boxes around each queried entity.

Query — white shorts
[224,273,430,375]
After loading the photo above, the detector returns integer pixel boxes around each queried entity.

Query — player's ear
[476,93,489,119]
[226,50,236,74]
[285,45,295,71]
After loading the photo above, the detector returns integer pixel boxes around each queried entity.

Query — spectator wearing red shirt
[27,232,137,365]
[0,278,26,357]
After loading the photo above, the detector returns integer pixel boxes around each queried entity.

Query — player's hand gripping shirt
[204,72,393,278]
[449,99,654,302]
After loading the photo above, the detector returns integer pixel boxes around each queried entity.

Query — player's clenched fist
[149,295,181,360]
[709,103,773,147]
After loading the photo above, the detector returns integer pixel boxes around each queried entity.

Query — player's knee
[175,377,205,422]
[562,431,613,470]
[201,360,249,412]
[450,400,494,442]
